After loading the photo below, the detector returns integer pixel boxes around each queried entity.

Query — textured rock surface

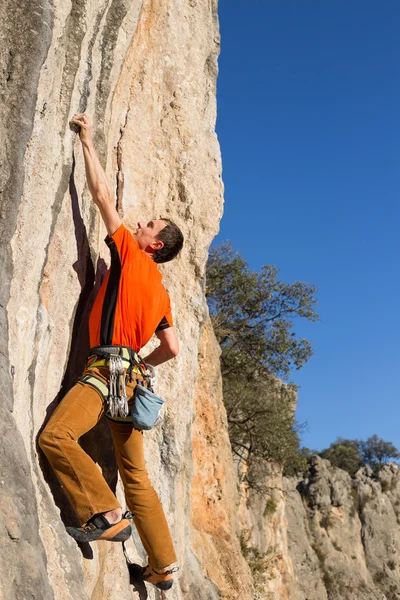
[235,455,400,600]
[238,473,297,600]
[284,456,400,600]
[4,2,400,599]
[0,0,244,598]
[190,320,253,599]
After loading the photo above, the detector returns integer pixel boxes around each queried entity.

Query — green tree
[206,243,318,380]
[224,372,308,482]
[319,435,400,476]
[206,243,318,484]
[320,438,362,477]
[359,435,400,473]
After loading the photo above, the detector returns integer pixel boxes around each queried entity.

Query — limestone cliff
[285,457,400,600]
[191,321,254,599]
[238,453,400,600]
[0,1,252,598]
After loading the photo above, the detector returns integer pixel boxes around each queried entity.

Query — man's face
[133,219,166,251]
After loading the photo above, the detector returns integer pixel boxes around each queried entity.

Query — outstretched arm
[143,327,179,367]
[70,113,121,236]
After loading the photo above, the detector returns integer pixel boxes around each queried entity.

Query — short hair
[153,218,184,264]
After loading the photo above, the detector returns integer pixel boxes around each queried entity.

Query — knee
[124,469,154,492]
[39,426,67,456]
[38,428,54,455]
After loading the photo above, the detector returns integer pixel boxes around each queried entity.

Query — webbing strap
[90,357,131,369]
[82,346,149,420]
[105,412,134,423]
[79,373,134,423]
[79,374,109,401]
[89,345,142,365]
[87,346,147,381]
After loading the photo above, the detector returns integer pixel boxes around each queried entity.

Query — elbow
[167,341,179,359]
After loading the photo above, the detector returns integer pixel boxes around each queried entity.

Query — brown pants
[39,367,177,569]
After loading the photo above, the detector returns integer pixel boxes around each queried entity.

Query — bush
[263,497,277,518]
[320,438,362,477]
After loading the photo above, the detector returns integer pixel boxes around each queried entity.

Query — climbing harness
[78,345,164,429]
[79,345,148,418]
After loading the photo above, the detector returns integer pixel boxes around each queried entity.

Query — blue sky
[214,0,400,451]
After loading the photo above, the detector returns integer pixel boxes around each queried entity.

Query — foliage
[263,497,277,518]
[319,438,362,477]
[359,434,400,473]
[207,243,318,380]
[222,371,308,483]
[319,435,400,476]
[206,243,318,485]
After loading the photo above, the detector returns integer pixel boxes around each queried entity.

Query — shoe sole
[99,521,131,542]
[154,581,173,591]
[67,520,131,543]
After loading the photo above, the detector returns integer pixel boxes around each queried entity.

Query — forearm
[81,140,112,205]
[70,113,121,236]
[143,344,177,367]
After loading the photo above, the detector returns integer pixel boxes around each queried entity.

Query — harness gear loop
[79,345,151,420]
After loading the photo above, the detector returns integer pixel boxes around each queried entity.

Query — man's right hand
[70,113,93,145]
[69,112,122,236]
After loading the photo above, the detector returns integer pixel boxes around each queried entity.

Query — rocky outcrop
[237,454,400,600]
[237,472,297,600]
[284,457,400,600]
[0,1,239,598]
[235,454,400,600]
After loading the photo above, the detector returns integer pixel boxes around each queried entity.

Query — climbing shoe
[66,511,132,543]
[128,563,179,591]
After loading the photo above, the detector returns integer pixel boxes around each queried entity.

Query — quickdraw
[108,354,128,418]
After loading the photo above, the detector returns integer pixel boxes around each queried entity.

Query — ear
[146,240,164,256]
[149,240,164,251]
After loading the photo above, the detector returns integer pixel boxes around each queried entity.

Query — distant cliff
[237,452,400,599]
[284,456,400,599]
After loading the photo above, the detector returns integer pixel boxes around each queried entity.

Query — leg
[109,420,177,570]
[39,381,120,524]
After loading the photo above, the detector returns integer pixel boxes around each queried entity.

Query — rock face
[0,1,252,598]
[190,321,254,599]
[239,455,400,600]
[284,457,400,600]
[235,456,400,600]
[237,472,297,600]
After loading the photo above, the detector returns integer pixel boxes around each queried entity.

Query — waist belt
[88,345,142,367]
[80,345,149,419]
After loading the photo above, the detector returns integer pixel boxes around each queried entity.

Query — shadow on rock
[36,156,115,560]
[128,566,148,599]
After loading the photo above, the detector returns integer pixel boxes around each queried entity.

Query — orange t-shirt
[89,224,173,352]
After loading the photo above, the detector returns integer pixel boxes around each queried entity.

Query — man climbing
[39,113,183,592]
